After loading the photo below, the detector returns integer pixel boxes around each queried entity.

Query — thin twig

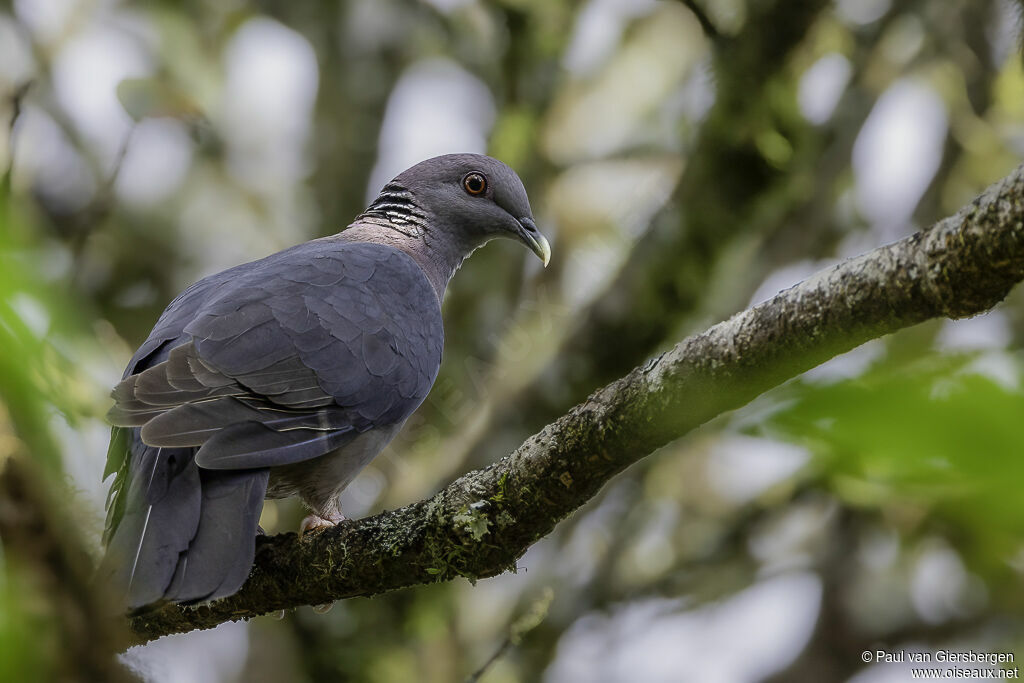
[466,639,514,683]
[465,587,554,683]
[65,123,135,280]
[2,80,32,201]
[679,0,719,40]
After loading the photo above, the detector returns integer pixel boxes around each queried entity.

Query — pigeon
[99,154,550,609]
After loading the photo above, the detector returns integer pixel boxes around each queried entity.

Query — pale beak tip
[538,234,551,268]
[518,216,551,268]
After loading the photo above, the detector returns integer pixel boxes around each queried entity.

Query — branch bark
[127,163,1024,644]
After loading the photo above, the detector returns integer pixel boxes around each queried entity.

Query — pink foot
[299,512,346,536]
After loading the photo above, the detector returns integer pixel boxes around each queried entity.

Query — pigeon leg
[300,510,346,535]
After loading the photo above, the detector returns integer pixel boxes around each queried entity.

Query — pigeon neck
[338,222,469,301]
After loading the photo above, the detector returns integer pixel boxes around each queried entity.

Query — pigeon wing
[107,241,443,470]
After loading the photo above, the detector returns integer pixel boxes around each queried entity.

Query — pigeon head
[368,154,551,267]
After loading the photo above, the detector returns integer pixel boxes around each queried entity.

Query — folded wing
[101,242,443,608]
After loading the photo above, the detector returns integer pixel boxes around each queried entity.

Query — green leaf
[757,353,1024,573]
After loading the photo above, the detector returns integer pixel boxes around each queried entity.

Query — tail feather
[100,431,270,609]
[99,443,202,609]
[165,468,269,603]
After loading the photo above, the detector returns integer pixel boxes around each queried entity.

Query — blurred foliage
[760,353,1024,582]
[1,200,66,470]
[0,564,56,683]
[2,0,1024,681]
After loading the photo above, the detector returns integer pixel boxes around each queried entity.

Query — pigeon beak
[516,216,551,267]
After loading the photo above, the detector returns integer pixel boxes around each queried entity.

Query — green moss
[495,510,516,529]
[492,471,510,503]
[421,541,473,583]
[453,502,492,541]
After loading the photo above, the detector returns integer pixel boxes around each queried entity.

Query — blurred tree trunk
[0,457,135,682]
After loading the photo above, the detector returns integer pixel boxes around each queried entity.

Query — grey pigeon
[100,154,550,609]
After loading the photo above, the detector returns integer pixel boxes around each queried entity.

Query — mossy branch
[128,163,1024,644]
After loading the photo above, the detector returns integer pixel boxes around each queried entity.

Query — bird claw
[300,513,346,536]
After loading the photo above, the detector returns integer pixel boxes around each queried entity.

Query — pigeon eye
[463,172,487,196]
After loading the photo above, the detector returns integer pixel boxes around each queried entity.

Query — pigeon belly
[265,422,404,517]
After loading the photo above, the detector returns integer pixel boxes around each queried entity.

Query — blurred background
[2,0,1024,681]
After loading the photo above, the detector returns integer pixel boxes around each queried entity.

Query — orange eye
[463,172,487,196]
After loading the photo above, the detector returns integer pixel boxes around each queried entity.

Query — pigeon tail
[99,437,268,609]
[164,468,269,603]
[99,442,202,609]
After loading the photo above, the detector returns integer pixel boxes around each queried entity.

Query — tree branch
[677,0,719,40]
[127,163,1024,644]
[2,80,31,202]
